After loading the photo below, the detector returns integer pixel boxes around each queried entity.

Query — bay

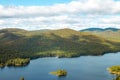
[0,52,120,80]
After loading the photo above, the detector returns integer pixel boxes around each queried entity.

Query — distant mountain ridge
[80,27,120,42]
[81,28,120,32]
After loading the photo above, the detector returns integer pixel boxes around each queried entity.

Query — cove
[0,52,120,80]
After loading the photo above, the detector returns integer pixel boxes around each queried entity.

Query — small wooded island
[50,69,67,77]
[0,58,30,68]
[107,66,120,80]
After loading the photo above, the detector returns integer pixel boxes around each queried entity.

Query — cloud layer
[0,0,120,30]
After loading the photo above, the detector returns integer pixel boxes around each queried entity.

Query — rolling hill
[80,28,120,42]
[0,28,120,65]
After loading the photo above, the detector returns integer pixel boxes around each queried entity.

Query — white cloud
[0,0,120,30]
[0,20,5,24]
[100,16,120,24]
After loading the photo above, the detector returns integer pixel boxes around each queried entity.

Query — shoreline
[0,51,120,68]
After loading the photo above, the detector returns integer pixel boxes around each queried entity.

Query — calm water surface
[0,52,120,80]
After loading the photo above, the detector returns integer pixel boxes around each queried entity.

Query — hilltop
[0,28,120,66]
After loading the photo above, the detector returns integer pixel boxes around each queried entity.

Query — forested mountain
[81,28,120,32]
[0,28,120,65]
[80,28,120,42]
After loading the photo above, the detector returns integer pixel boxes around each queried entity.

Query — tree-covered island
[107,66,120,80]
[50,69,67,77]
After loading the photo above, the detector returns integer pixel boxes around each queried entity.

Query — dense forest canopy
[0,28,120,67]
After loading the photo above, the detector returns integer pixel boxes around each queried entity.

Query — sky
[0,0,120,30]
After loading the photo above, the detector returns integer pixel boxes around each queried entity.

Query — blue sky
[0,0,120,30]
[0,0,72,6]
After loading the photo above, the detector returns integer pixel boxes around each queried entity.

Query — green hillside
[0,28,120,66]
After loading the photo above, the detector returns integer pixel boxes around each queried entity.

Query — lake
[0,52,120,80]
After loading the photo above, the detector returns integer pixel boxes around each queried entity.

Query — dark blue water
[0,52,120,80]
